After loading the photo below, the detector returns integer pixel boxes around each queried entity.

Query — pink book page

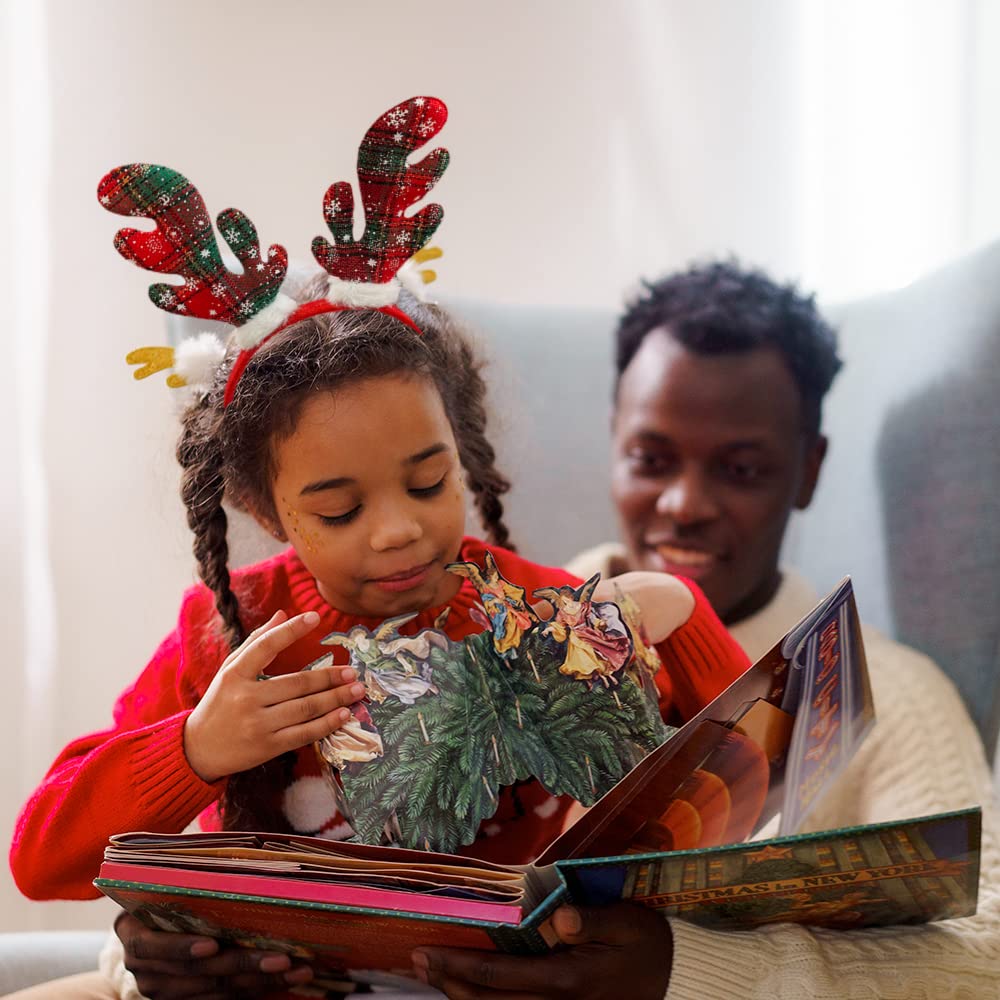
[98,861,524,925]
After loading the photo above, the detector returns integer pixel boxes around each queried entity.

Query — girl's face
[269,374,467,618]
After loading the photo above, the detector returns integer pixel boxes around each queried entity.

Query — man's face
[611,330,826,624]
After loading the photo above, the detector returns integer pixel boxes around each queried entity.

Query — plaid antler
[98,164,288,326]
[312,97,449,285]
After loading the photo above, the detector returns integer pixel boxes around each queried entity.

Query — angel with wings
[448,551,539,661]
[321,614,444,706]
[533,574,634,687]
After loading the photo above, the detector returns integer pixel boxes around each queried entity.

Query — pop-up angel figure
[533,574,634,687]
[320,614,443,706]
[448,551,539,661]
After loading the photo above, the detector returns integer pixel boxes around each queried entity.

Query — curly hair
[615,260,843,435]
[176,285,513,830]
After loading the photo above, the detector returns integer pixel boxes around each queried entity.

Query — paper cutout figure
[533,574,633,686]
[312,556,673,853]
[449,552,538,661]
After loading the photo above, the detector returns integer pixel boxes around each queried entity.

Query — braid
[178,398,295,832]
[445,336,514,550]
[176,402,244,648]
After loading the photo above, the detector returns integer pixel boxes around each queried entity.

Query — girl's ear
[247,505,288,543]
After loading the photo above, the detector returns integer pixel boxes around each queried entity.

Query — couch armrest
[0,930,108,995]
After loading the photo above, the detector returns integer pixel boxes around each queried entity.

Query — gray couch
[5,243,999,994]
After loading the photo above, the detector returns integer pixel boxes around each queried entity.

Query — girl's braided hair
[176,282,513,830]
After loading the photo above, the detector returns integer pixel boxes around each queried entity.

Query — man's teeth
[656,545,713,567]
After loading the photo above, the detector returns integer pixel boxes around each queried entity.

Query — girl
[10,284,747,999]
[9,100,749,999]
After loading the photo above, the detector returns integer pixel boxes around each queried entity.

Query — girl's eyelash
[410,477,446,498]
[318,507,361,526]
[317,477,447,525]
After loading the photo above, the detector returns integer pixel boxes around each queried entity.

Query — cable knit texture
[571,544,1000,1000]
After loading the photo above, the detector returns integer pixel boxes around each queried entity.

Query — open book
[95,579,982,977]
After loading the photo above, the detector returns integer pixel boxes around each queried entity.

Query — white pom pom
[397,262,430,302]
[282,775,341,833]
[326,276,400,307]
[174,332,226,395]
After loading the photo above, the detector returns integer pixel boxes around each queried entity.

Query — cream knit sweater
[569,544,1000,1000]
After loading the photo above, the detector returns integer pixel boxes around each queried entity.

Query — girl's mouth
[369,560,436,593]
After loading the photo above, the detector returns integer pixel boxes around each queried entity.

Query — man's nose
[653,471,719,524]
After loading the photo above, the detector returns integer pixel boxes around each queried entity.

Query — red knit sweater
[10,537,748,901]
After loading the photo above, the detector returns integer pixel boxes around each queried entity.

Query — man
[577,260,837,631]
[417,262,1000,997]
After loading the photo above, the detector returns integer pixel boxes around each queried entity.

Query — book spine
[488,885,567,954]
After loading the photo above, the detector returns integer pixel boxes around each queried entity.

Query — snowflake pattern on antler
[312,97,449,285]
[99,164,288,326]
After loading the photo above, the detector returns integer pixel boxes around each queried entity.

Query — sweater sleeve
[653,579,750,723]
[663,637,1000,999]
[9,590,227,901]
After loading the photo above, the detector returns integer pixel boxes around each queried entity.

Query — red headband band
[222,300,423,407]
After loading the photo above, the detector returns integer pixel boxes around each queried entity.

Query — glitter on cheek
[281,498,318,554]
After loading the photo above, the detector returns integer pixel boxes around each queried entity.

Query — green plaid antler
[312,97,449,285]
[98,164,288,326]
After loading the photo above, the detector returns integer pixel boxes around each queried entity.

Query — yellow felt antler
[411,245,443,284]
[125,347,186,387]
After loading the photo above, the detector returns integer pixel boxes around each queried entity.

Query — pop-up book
[95,573,981,978]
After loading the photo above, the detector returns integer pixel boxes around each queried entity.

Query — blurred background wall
[3,0,1000,931]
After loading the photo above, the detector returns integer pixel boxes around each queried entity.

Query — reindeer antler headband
[98,96,448,405]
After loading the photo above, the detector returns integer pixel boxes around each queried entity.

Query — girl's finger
[219,609,287,670]
[226,611,321,679]
[245,608,288,643]
[256,666,357,706]
[270,707,359,754]
[265,682,366,732]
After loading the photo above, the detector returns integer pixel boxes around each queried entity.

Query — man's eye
[627,450,671,475]
[410,477,446,498]
[319,506,361,526]
[724,462,764,483]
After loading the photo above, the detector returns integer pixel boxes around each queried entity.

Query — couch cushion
[784,240,1000,749]
[0,930,108,994]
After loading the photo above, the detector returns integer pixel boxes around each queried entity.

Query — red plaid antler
[98,164,288,326]
[312,97,449,286]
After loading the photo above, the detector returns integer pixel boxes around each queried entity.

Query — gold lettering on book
[635,858,971,908]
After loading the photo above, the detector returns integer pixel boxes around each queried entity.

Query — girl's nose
[369,507,424,552]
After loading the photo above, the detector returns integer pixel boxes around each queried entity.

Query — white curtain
[3,0,998,931]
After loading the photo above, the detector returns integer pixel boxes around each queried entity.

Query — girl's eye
[318,506,361,526]
[410,476,446,498]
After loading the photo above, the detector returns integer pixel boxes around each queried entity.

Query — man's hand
[411,903,673,999]
[116,911,314,999]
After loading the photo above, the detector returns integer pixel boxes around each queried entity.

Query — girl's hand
[595,572,694,644]
[116,910,315,999]
[411,903,673,999]
[184,610,365,782]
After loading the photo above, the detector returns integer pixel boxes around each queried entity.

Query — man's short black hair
[615,260,843,435]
